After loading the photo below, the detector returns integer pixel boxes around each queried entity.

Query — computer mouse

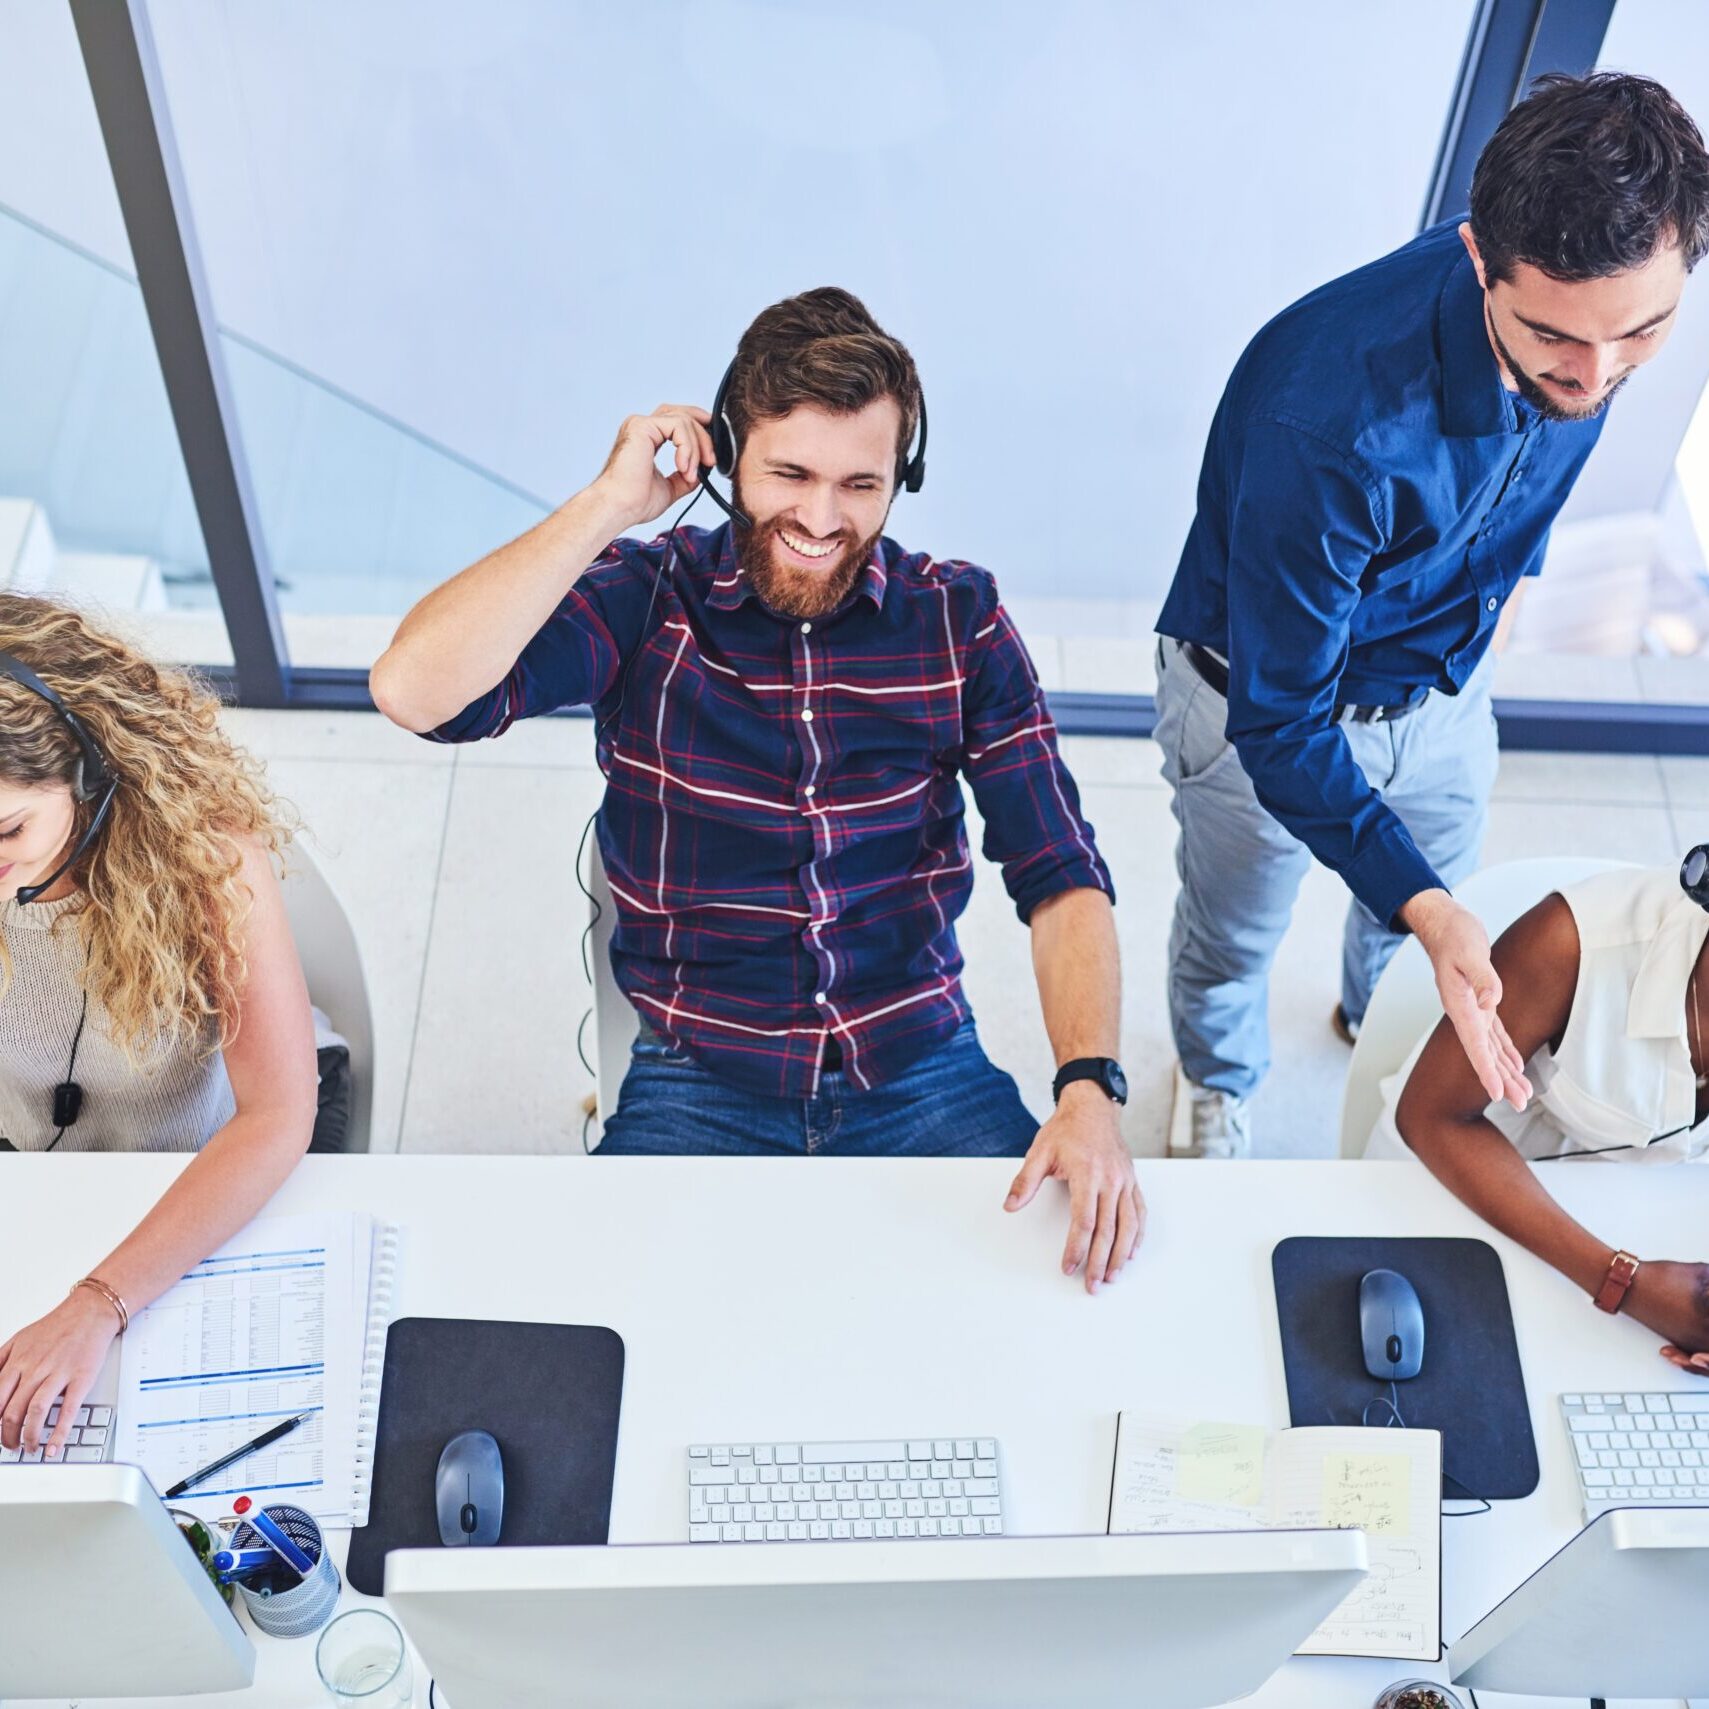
[436,1429,504,1546]
[1359,1268,1424,1381]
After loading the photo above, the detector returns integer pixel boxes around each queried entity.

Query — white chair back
[1337,857,1634,1158]
[280,843,375,1153]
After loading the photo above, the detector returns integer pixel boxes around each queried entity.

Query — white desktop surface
[3,1153,1706,1709]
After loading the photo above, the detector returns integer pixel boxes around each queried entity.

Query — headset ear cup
[903,456,925,494]
[713,411,737,478]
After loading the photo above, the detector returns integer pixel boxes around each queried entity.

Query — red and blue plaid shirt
[429,523,1112,1097]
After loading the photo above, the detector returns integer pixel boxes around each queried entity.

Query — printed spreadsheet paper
[1106,1412,1442,1660]
[115,1212,396,1527]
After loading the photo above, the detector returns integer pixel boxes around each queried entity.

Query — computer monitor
[387,1529,1368,1709]
[1450,1506,1709,1698]
[0,1464,255,1698]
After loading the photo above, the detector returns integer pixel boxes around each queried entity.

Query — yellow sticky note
[1322,1453,1411,1538]
[1175,1422,1266,1508]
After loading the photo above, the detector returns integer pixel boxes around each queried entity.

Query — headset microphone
[0,652,118,907]
[698,355,929,532]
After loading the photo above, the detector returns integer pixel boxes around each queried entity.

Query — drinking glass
[315,1608,413,1707]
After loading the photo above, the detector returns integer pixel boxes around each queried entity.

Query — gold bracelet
[70,1275,129,1335]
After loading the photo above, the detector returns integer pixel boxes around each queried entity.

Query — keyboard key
[933,1441,953,1459]
[777,1444,801,1464]
[955,1440,975,1459]
[691,1523,718,1541]
[810,1521,829,1539]
[976,1440,996,1459]
[983,1516,1002,1534]
[87,1407,112,1428]
[754,1446,773,1466]
[831,1521,852,1539]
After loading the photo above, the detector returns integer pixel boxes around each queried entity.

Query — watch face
[1105,1062,1128,1103]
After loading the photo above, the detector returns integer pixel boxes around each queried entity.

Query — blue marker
[244,1507,316,1577]
[212,1547,278,1575]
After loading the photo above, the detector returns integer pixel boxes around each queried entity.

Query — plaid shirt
[429,523,1112,1097]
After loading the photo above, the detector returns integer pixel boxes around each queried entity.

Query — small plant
[1374,1685,1463,1709]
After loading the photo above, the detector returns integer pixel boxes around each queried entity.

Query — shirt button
[804,785,816,797]
[801,709,814,722]
[1486,597,1498,612]
[800,622,812,634]
[815,992,828,1005]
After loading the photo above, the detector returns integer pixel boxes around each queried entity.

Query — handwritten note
[1108,1413,1441,1661]
[1177,1422,1266,1508]
[1322,1453,1411,1538]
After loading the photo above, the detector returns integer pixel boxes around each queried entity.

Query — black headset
[0,652,116,1148]
[697,357,928,530]
[0,651,118,906]
[1683,844,1709,912]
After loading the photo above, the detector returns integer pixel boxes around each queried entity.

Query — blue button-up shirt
[1158,218,1606,928]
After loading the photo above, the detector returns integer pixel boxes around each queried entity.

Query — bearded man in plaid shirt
[373,288,1141,1292]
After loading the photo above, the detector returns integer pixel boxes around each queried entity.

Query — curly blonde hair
[0,594,294,1061]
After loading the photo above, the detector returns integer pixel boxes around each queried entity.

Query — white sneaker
[1168,1062,1252,1159]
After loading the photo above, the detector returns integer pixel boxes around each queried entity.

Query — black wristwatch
[1052,1057,1128,1106]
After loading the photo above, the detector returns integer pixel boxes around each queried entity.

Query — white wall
[0,0,1478,603]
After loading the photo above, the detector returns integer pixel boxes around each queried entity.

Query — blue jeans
[596,1018,1039,1157]
[1155,638,1499,1100]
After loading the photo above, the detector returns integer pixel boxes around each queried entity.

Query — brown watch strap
[1593,1249,1640,1315]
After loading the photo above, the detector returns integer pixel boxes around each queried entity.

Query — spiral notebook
[115,1211,400,1527]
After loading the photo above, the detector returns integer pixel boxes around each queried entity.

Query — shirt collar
[704,525,890,616]
[1439,251,1523,439]
[1627,893,1709,1040]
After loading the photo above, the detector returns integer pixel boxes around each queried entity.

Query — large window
[0,0,219,661]
[6,0,1704,740]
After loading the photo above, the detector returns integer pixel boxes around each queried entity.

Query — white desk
[5,1154,1707,1709]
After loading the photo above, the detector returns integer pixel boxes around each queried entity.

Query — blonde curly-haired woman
[0,593,317,1460]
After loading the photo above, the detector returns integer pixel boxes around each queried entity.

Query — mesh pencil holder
[231,1503,341,1638]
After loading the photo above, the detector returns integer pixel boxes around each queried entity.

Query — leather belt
[1178,641,1426,725]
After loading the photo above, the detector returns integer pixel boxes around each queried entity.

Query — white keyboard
[1562,1391,1709,1518]
[0,1401,116,1463]
[687,1437,1004,1543]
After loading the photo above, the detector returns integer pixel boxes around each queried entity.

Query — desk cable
[1356,1384,1492,1518]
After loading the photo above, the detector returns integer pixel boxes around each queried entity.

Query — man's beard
[733,484,883,620]
[1485,301,1630,423]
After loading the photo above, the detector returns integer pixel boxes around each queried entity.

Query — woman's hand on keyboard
[1627,1261,1709,1375]
[0,1289,119,1456]
[1004,1091,1145,1294]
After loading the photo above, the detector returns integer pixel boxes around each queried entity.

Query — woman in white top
[1385,856,1709,1373]
[0,594,317,1458]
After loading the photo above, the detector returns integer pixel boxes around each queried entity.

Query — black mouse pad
[346,1316,624,1595]
[1272,1236,1538,1501]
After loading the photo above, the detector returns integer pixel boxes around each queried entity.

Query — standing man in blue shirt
[1156,73,1709,1157]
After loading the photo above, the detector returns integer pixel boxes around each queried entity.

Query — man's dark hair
[1469,72,1709,284]
[728,287,920,472]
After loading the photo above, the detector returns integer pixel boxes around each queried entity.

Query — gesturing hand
[0,1287,122,1457]
[1405,889,1532,1110]
[591,405,719,531]
[1004,1091,1145,1294]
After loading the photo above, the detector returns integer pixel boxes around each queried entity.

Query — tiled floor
[221,708,1701,1163]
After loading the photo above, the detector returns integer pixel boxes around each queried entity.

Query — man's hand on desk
[0,1289,119,1455]
[1401,888,1533,1110]
[1004,1086,1144,1294]
[1626,1261,1709,1375]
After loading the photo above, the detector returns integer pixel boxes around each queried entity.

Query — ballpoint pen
[163,1410,315,1499]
